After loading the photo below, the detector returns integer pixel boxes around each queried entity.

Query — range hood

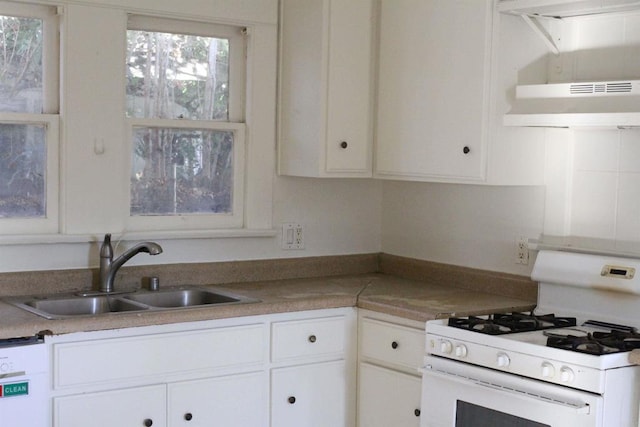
[504,80,640,128]
[498,0,640,18]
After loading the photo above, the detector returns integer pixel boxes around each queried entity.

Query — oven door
[420,355,603,427]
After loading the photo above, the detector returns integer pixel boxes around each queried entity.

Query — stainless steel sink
[9,295,149,319]
[4,287,258,320]
[123,289,245,308]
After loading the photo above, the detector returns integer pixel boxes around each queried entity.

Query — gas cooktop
[447,312,640,356]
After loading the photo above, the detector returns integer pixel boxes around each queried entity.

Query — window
[126,16,246,231]
[0,2,59,235]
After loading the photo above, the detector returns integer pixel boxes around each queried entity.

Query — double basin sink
[5,287,259,320]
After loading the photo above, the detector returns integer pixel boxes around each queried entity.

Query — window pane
[126,30,230,120]
[131,127,234,216]
[0,124,46,218]
[0,15,43,113]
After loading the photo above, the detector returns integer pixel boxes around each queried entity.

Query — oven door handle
[421,365,591,415]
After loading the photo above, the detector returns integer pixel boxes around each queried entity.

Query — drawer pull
[340,141,348,149]
[288,396,296,404]
[184,413,193,421]
[414,409,421,417]
[391,341,399,349]
[308,334,317,343]
[143,419,153,427]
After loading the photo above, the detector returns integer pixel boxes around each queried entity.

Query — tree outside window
[126,27,238,217]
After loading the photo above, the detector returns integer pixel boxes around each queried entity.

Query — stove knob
[541,362,555,378]
[560,366,575,383]
[440,340,453,354]
[454,344,468,358]
[496,353,510,368]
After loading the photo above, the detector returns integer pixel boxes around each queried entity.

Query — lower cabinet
[168,372,266,426]
[54,372,266,427]
[357,310,425,427]
[48,308,357,427]
[49,308,431,427]
[272,360,348,427]
[270,311,357,427]
[54,384,167,427]
[358,363,422,427]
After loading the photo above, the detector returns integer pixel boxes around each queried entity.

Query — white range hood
[504,79,640,128]
[498,1,640,128]
[498,0,640,18]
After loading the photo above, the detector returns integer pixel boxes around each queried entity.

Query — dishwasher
[0,336,48,426]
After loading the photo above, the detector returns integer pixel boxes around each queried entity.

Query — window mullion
[127,118,245,131]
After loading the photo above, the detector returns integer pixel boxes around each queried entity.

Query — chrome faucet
[99,233,163,293]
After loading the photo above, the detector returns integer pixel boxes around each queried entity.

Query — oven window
[456,401,550,427]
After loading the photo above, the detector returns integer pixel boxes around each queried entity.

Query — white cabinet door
[375,0,492,182]
[168,371,267,427]
[324,0,374,173]
[54,384,166,427]
[272,360,349,427]
[278,0,373,177]
[358,363,422,427]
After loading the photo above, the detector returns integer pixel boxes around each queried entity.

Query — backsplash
[0,253,537,302]
[543,128,640,255]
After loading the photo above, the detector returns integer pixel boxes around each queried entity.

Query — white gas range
[420,250,640,427]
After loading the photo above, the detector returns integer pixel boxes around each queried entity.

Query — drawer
[360,318,424,370]
[54,324,265,389]
[271,316,345,362]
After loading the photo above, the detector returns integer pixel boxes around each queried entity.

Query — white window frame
[125,15,248,232]
[126,119,245,231]
[0,3,60,235]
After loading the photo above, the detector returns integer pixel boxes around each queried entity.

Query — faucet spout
[99,233,163,293]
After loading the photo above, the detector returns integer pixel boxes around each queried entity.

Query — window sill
[0,229,278,246]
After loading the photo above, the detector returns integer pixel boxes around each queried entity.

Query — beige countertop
[0,273,535,340]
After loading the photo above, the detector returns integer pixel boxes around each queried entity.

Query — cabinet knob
[463,146,470,154]
[414,409,421,417]
[340,141,348,149]
[184,413,193,421]
[391,341,399,349]
[308,334,317,343]
[143,419,153,427]
[288,396,296,404]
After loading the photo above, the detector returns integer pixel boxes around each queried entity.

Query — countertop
[0,273,536,339]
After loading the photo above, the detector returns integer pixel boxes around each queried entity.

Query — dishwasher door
[0,337,49,427]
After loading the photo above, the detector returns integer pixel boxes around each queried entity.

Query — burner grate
[448,312,577,335]
[546,329,640,355]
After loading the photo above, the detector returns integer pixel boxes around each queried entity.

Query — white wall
[381,181,546,275]
[543,128,640,255]
[9,2,640,278]
[0,177,382,272]
[0,0,386,273]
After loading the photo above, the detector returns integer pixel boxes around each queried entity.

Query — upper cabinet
[278,0,374,178]
[375,0,491,182]
[277,0,555,185]
[374,0,547,185]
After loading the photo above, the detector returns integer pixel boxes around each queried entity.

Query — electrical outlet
[282,223,304,250]
[516,236,529,265]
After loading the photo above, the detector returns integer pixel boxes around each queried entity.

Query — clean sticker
[1,382,28,397]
